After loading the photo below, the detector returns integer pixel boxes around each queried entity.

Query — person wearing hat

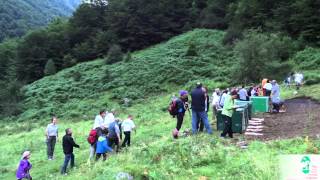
[16,151,32,180]
[220,90,239,138]
[172,90,189,138]
[191,82,213,134]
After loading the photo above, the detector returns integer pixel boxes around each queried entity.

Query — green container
[216,109,246,133]
[234,100,252,120]
[250,96,269,113]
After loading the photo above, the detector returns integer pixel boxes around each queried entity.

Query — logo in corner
[301,156,311,174]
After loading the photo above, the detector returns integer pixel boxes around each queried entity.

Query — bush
[105,44,124,64]
[185,43,198,56]
[44,59,57,76]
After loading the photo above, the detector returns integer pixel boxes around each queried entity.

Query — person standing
[16,151,32,180]
[191,82,212,134]
[95,129,112,161]
[238,85,248,101]
[108,119,121,152]
[219,89,228,108]
[46,116,58,160]
[211,88,221,120]
[93,110,106,130]
[121,115,136,146]
[261,78,268,96]
[271,80,281,113]
[294,72,304,90]
[61,128,80,175]
[172,90,189,138]
[221,90,238,138]
[264,80,272,97]
[105,109,116,128]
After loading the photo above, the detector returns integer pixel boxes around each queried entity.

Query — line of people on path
[16,109,136,179]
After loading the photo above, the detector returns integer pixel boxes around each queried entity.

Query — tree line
[0,0,319,117]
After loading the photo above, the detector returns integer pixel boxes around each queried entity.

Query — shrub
[105,44,124,64]
[44,59,57,76]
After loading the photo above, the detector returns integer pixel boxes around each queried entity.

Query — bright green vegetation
[0,0,80,41]
[1,29,320,179]
[10,29,231,125]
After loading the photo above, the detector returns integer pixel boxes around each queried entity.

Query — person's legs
[89,144,95,159]
[61,154,71,174]
[127,132,131,146]
[46,138,51,159]
[70,153,75,168]
[221,115,231,137]
[102,153,107,161]
[191,110,198,134]
[176,113,184,131]
[212,105,217,120]
[199,119,204,132]
[96,153,101,161]
[199,111,212,134]
[51,136,56,159]
[226,116,233,138]
[122,132,129,147]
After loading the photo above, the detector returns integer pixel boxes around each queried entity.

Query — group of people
[171,79,285,139]
[16,110,136,179]
[284,72,304,90]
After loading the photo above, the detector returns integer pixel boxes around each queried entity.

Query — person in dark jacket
[61,128,80,175]
[197,87,209,132]
[191,83,212,134]
[173,90,189,138]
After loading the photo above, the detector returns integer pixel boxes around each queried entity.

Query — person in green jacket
[221,90,239,138]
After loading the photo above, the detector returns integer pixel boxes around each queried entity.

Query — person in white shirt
[238,85,248,101]
[263,80,273,96]
[105,109,116,128]
[93,110,106,129]
[294,72,304,90]
[211,88,221,119]
[46,116,58,160]
[121,115,136,147]
[219,89,228,108]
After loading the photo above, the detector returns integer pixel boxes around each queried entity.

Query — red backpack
[168,99,178,117]
[87,129,97,145]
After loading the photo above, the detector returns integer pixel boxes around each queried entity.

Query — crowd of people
[171,78,287,139]
[16,76,302,179]
[16,110,135,179]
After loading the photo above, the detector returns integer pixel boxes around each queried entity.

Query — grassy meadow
[1,29,320,179]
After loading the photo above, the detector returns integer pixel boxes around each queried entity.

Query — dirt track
[247,98,320,140]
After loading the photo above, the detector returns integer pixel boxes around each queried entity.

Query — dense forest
[0,0,320,117]
[0,0,81,41]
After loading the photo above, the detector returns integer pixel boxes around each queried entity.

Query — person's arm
[69,137,80,148]
[45,125,49,139]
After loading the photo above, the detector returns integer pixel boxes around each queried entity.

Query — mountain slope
[0,0,81,41]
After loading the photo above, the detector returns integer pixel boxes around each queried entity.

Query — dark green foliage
[0,0,80,42]
[105,45,123,64]
[124,52,132,62]
[185,43,198,56]
[233,30,296,83]
[44,59,57,76]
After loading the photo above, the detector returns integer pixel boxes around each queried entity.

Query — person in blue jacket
[96,130,113,161]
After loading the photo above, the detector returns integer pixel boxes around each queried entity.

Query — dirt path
[246,97,320,140]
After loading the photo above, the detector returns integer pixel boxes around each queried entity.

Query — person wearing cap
[45,116,58,160]
[271,80,281,113]
[16,151,32,180]
[221,90,238,138]
[191,82,213,134]
[172,90,189,138]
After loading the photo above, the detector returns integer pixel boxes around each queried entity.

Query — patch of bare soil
[247,97,320,140]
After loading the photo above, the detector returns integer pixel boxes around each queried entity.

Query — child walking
[16,151,32,180]
[121,115,136,147]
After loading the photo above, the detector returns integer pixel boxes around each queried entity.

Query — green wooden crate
[250,96,269,113]
[216,109,246,133]
[234,100,252,120]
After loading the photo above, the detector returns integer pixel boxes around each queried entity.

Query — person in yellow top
[221,90,239,138]
[261,78,268,96]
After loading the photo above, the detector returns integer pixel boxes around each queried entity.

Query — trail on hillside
[246,98,320,140]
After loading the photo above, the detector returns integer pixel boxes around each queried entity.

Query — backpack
[168,99,178,117]
[87,129,97,145]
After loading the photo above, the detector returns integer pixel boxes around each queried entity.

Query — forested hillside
[0,0,320,119]
[0,0,81,41]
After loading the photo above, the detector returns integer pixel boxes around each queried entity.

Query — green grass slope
[1,29,320,179]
